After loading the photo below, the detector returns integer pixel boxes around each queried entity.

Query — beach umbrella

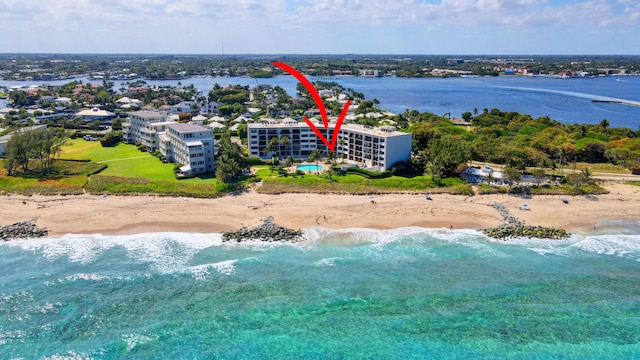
[522,203,528,207]
[369,195,374,199]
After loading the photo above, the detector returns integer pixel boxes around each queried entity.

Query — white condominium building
[123,111,215,174]
[122,111,169,150]
[163,123,215,175]
[248,119,412,170]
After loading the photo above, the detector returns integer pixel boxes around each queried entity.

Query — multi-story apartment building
[123,111,215,174]
[248,119,412,170]
[163,123,215,175]
[122,111,169,148]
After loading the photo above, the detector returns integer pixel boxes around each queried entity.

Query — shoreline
[1,182,638,237]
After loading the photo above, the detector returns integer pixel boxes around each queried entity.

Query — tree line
[3,127,68,176]
[407,108,640,174]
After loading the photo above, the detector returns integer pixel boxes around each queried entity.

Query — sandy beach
[1,182,638,236]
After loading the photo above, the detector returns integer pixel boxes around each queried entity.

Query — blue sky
[0,0,638,54]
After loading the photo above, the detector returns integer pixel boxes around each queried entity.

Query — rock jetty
[483,203,569,240]
[0,220,48,240]
[483,225,569,240]
[222,216,304,243]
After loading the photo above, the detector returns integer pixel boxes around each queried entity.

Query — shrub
[451,184,474,196]
[390,161,413,175]
[343,166,392,179]
[245,157,265,166]
[100,131,122,147]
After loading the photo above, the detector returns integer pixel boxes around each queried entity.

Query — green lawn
[59,139,214,184]
[60,138,144,162]
[0,159,100,195]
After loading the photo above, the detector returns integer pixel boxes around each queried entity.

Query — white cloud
[500,1,616,27]
[620,0,640,22]
[0,0,636,53]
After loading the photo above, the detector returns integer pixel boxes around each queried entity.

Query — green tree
[215,131,247,183]
[485,172,494,185]
[502,167,522,193]
[284,155,295,169]
[90,120,102,135]
[263,137,280,162]
[581,167,593,184]
[33,128,67,175]
[279,136,291,158]
[307,149,322,173]
[326,150,337,165]
[424,137,470,178]
[531,168,545,187]
[326,166,336,181]
[3,127,67,176]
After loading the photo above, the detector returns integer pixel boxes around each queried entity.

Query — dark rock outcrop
[222,216,304,243]
[1,220,48,240]
[483,225,569,240]
[483,202,569,240]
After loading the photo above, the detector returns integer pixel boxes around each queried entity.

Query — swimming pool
[296,164,323,172]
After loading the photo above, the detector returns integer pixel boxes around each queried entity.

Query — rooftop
[168,123,209,133]
[75,107,115,117]
[127,110,166,119]
[248,119,408,137]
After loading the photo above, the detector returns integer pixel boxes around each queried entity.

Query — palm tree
[284,155,295,170]
[308,149,322,174]
[326,166,336,181]
[599,119,610,132]
[557,147,569,175]
[263,137,279,162]
[485,172,494,185]
[279,136,291,157]
[581,167,593,184]
[215,153,241,183]
[326,150,337,165]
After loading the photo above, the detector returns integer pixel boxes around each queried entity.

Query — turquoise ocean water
[2,223,640,359]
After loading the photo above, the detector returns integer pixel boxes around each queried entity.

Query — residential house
[200,101,221,114]
[75,107,116,123]
[171,101,196,114]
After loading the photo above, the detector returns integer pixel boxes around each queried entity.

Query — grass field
[256,169,472,195]
[60,139,215,184]
[0,159,102,195]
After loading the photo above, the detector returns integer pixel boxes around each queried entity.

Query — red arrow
[272,61,350,152]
